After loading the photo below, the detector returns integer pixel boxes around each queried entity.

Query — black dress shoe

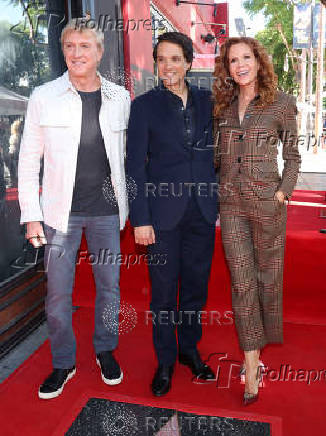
[179,350,215,380]
[151,365,174,396]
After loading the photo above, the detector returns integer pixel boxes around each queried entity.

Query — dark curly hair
[153,32,193,71]
[213,37,278,117]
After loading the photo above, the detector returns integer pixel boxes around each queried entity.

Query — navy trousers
[148,195,216,366]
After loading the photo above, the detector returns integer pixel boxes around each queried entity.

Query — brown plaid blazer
[214,91,301,203]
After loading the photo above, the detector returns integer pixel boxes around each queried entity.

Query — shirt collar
[231,91,260,104]
[58,70,118,100]
[157,79,193,103]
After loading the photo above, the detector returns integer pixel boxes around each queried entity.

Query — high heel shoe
[243,390,259,406]
[243,364,262,406]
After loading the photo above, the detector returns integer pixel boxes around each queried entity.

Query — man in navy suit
[126,32,218,396]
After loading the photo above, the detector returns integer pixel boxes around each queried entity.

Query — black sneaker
[96,351,123,385]
[38,366,76,399]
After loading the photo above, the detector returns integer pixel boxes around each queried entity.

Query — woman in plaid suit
[213,37,301,405]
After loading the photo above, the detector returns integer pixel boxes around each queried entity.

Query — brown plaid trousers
[214,91,301,351]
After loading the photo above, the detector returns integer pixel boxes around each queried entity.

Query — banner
[293,3,312,49]
[312,4,326,48]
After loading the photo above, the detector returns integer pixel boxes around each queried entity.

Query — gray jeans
[44,215,120,368]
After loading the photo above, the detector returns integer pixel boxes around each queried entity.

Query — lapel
[99,74,127,130]
[190,85,203,146]
[230,96,240,128]
[153,84,185,144]
[99,74,120,100]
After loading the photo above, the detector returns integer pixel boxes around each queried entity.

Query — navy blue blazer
[126,84,218,230]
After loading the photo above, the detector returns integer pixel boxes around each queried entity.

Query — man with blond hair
[18,19,130,399]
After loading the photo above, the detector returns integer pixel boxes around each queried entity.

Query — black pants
[148,195,216,365]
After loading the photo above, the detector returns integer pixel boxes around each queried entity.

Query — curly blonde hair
[213,37,278,117]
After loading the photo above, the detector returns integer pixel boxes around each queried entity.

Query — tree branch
[275,22,296,67]
[18,0,35,43]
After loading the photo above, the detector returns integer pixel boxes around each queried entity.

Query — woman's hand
[134,225,155,245]
[274,190,286,204]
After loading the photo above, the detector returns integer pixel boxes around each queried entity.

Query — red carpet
[290,190,325,204]
[0,190,325,436]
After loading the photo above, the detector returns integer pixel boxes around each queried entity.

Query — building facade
[123,0,229,96]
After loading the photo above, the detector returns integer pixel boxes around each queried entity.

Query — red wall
[153,0,217,69]
[214,2,229,44]
[122,0,229,95]
[122,0,153,97]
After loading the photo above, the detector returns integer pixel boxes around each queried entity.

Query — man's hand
[274,190,286,204]
[134,225,155,245]
[26,221,47,248]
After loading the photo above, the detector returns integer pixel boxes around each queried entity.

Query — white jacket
[18,71,130,233]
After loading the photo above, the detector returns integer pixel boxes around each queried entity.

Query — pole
[314,3,325,153]
[300,49,308,135]
[307,1,315,137]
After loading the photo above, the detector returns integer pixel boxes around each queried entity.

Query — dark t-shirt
[70,89,119,216]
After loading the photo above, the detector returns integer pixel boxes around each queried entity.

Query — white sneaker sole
[38,368,76,400]
[96,358,123,385]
